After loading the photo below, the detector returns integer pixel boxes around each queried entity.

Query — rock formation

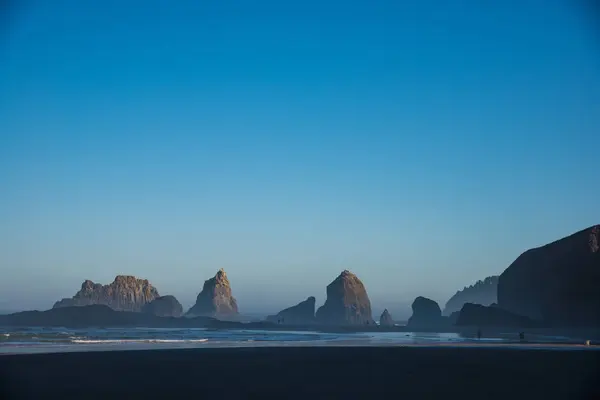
[497,225,600,326]
[142,295,183,317]
[379,309,394,326]
[266,296,316,325]
[186,269,239,318]
[53,276,159,312]
[455,303,540,328]
[448,310,460,325]
[443,276,499,316]
[407,296,444,328]
[315,270,375,325]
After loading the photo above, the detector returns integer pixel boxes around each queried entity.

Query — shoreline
[1,346,598,399]
[3,321,600,337]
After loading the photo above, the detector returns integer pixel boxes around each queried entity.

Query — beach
[1,346,598,399]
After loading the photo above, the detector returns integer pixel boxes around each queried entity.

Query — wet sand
[1,346,599,399]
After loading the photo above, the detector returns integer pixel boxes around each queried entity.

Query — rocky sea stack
[497,225,600,326]
[379,309,394,326]
[142,295,183,317]
[407,296,444,328]
[186,269,239,318]
[315,270,375,326]
[267,296,316,325]
[53,275,159,312]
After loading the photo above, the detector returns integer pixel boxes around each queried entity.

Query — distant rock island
[142,295,183,317]
[53,275,160,312]
[186,269,239,318]
[315,270,375,326]
[267,296,316,325]
[443,276,498,316]
[379,309,393,326]
[498,225,600,327]
[407,296,446,329]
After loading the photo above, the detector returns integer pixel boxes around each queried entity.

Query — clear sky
[0,0,598,317]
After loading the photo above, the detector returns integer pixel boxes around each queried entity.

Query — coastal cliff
[443,276,498,316]
[497,225,600,326]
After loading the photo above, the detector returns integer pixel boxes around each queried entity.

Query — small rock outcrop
[443,276,499,316]
[379,309,394,326]
[53,276,159,312]
[315,270,375,326]
[142,295,183,317]
[266,297,316,325]
[186,269,239,318]
[407,296,444,328]
[497,225,600,326]
[455,303,540,328]
[448,310,460,325]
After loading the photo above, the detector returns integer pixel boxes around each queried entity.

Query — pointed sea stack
[142,295,184,317]
[186,269,239,318]
[497,225,600,326]
[379,309,394,326]
[53,275,160,312]
[315,270,375,326]
[266,297,316,325]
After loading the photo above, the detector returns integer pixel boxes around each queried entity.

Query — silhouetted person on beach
[477,329,482,340]
[519,332,525,342]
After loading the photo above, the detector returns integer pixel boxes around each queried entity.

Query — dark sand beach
[1,346,599,399]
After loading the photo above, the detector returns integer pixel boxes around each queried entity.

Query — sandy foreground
[1,346,599,399]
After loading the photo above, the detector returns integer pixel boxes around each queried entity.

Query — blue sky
[0,0,598,317]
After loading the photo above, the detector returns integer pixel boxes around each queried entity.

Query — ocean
[1,327,596,354]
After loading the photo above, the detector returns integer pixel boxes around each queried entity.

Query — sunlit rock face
[53,276,159,312]
[186,269,239,318]
[315,270,375,326]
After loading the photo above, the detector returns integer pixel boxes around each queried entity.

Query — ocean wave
[70,338,209,344]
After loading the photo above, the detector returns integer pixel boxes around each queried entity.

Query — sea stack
[315,270,375,326]
[142,295,184,317]
[266,296,316,325]
[497,225,600,326]
[406,296,443,329]
[379,309,394,326]
[53,275,159,312]
[186,269,239,318]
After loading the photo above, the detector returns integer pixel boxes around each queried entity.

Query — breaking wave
[71,339,209,344]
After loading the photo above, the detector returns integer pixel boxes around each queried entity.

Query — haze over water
[1,1,599,319]
[3,326,596,355]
